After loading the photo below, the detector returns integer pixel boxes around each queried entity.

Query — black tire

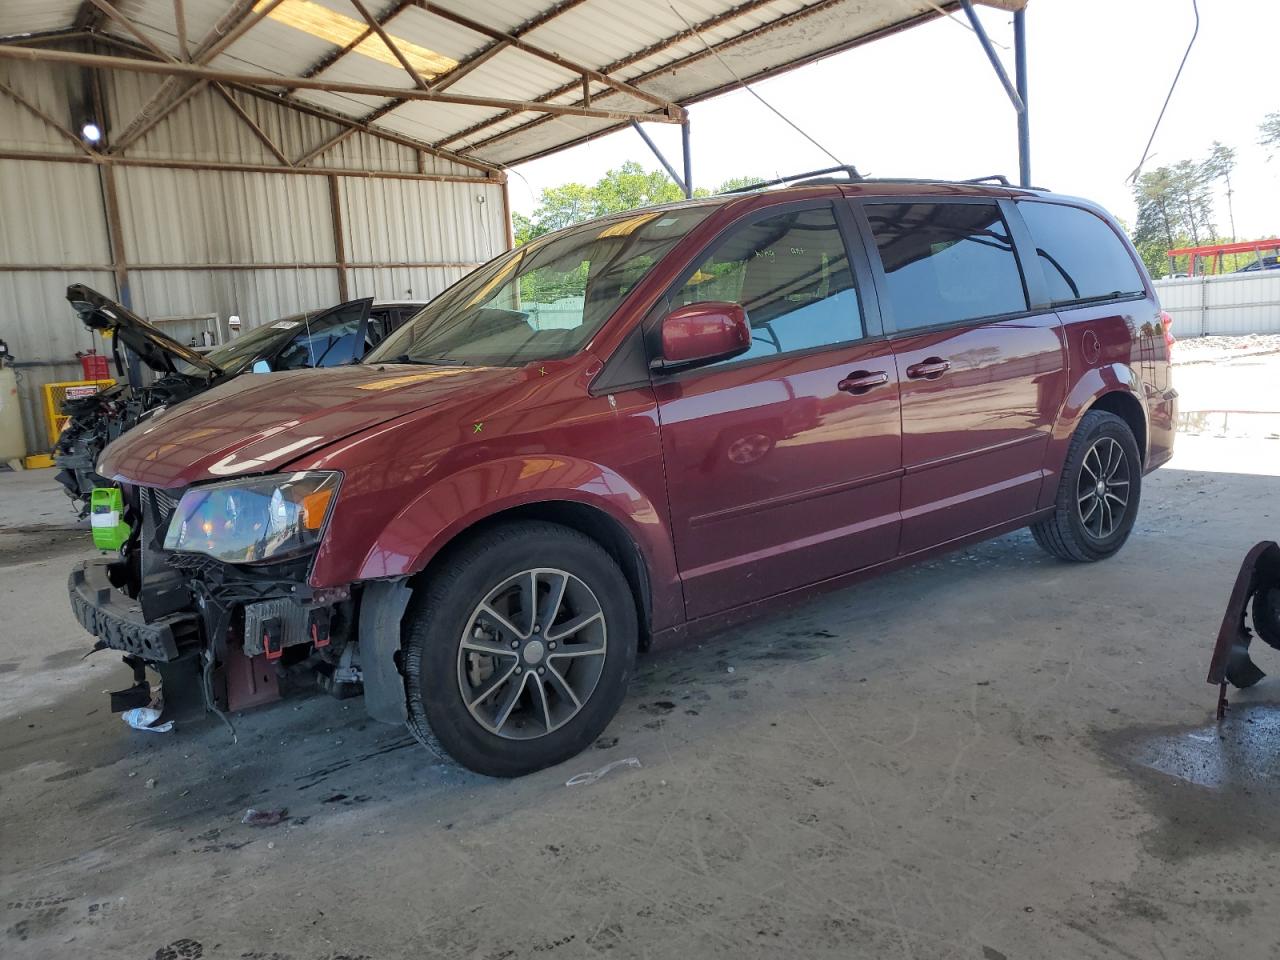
[402,521,637,777]
[1252,585,1280,651]
[1031,410,1142,562]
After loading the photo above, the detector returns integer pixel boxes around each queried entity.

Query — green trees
[1260,112,1280,160]
[1130,112,1279,277]
[1131,161,1215,276]
[513,163,762,244]
[1203,141,1237,242]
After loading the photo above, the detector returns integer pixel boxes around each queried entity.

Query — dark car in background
[1233,254,1280,273]
[55,286,424,513]
[68,174,1176,778]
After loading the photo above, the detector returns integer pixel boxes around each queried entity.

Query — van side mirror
[652,301,751,372]
[251,360,271,374]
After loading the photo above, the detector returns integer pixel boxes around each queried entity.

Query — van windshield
[366,205,714,367]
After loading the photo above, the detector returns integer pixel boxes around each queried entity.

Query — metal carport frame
[1,1,1033,194]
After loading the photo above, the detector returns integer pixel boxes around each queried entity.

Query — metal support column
[1013,8,1030,187]
[327,175,350,300]
[681,120,692,199]
[97,160,142,387]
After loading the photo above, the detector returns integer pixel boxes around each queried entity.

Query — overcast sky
[509,0,1279,241]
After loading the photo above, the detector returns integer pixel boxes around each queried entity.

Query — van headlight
[163,472,340,564]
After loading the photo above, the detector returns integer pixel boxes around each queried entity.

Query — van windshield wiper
[1051,290,1144,308]
[387,353,468,366]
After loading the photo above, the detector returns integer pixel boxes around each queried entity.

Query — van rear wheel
[1031,410,1142,562]
[402,521,637,777]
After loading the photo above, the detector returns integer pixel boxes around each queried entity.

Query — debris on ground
[565,757,641,787]
[1173,333,1280,365]
[121,707,173,733]
[1207,540,1280,717]
[241,807,289,827]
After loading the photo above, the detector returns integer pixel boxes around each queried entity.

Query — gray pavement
[2,374,1279,959]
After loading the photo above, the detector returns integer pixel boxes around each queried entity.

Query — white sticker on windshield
[271,320,300,330]
[656,218,678,227]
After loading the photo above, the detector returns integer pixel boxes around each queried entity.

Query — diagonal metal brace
[631,121,688,197]
[958,0,1025,115]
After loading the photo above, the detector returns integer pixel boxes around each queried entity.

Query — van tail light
[1160,311,1175,354]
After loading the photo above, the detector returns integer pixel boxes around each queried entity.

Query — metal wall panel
[0,159,110,265]
[116,166,337,265]
[339,175,504,267]
[1153,273,1280,337]
[0,270,116,452]
[128,269,341,328]
[0,56,86,155]
[347,266,471,304]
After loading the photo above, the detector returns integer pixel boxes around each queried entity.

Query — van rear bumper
[1145,386,1178,472]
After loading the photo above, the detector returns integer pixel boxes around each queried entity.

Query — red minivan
[70,175,1177,776]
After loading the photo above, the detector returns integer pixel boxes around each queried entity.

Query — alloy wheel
[1076,436,1130,539]
[457,568,608,740]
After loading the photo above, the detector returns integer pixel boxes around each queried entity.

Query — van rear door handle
[837,370,890,394]
[906,357,950,380]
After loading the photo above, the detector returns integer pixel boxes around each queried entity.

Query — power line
[666,0,846,169]
[1128,0,1200,183]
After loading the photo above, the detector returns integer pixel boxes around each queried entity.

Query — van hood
[99,363,511,489]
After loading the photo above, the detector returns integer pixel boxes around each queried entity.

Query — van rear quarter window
[1017,201,1146,304]
[865,201,1028,331]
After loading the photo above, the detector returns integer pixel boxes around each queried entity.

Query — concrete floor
[3,351,1280,959]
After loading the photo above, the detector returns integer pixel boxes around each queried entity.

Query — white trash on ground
[565,756,641,787]
[121,707,173,733]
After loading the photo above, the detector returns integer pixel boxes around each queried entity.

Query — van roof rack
[720,170,1045,196]
[722,165,863,193]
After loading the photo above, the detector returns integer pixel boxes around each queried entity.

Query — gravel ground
[1173,333,1280,366]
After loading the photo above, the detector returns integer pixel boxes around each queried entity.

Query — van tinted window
[866,201,1027,331]
[1018,201,1146,304]
[671,205,861,363]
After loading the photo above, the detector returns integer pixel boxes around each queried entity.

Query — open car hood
[66,284,222,377]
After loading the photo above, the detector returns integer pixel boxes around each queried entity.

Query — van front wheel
[402,521,637,777]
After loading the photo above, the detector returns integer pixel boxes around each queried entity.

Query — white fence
[1153,271,1280,338]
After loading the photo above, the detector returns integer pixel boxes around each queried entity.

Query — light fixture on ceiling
[81,121,102,143]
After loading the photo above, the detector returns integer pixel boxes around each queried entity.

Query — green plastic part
[90,486,130,551]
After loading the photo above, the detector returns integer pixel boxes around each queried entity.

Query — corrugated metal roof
[0,1,82,40]
[0,0,1023,168]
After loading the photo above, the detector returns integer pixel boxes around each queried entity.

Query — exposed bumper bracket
[69,559,195,661]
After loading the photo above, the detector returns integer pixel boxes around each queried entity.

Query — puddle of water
[1131,705,1280,789]
[1099,703,1280,860]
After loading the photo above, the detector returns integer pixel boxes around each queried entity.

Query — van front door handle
[906,357,951,380]
[837,370,890,394]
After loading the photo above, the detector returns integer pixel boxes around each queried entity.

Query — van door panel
[893,315,1067,552]
[655,343,902,618]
